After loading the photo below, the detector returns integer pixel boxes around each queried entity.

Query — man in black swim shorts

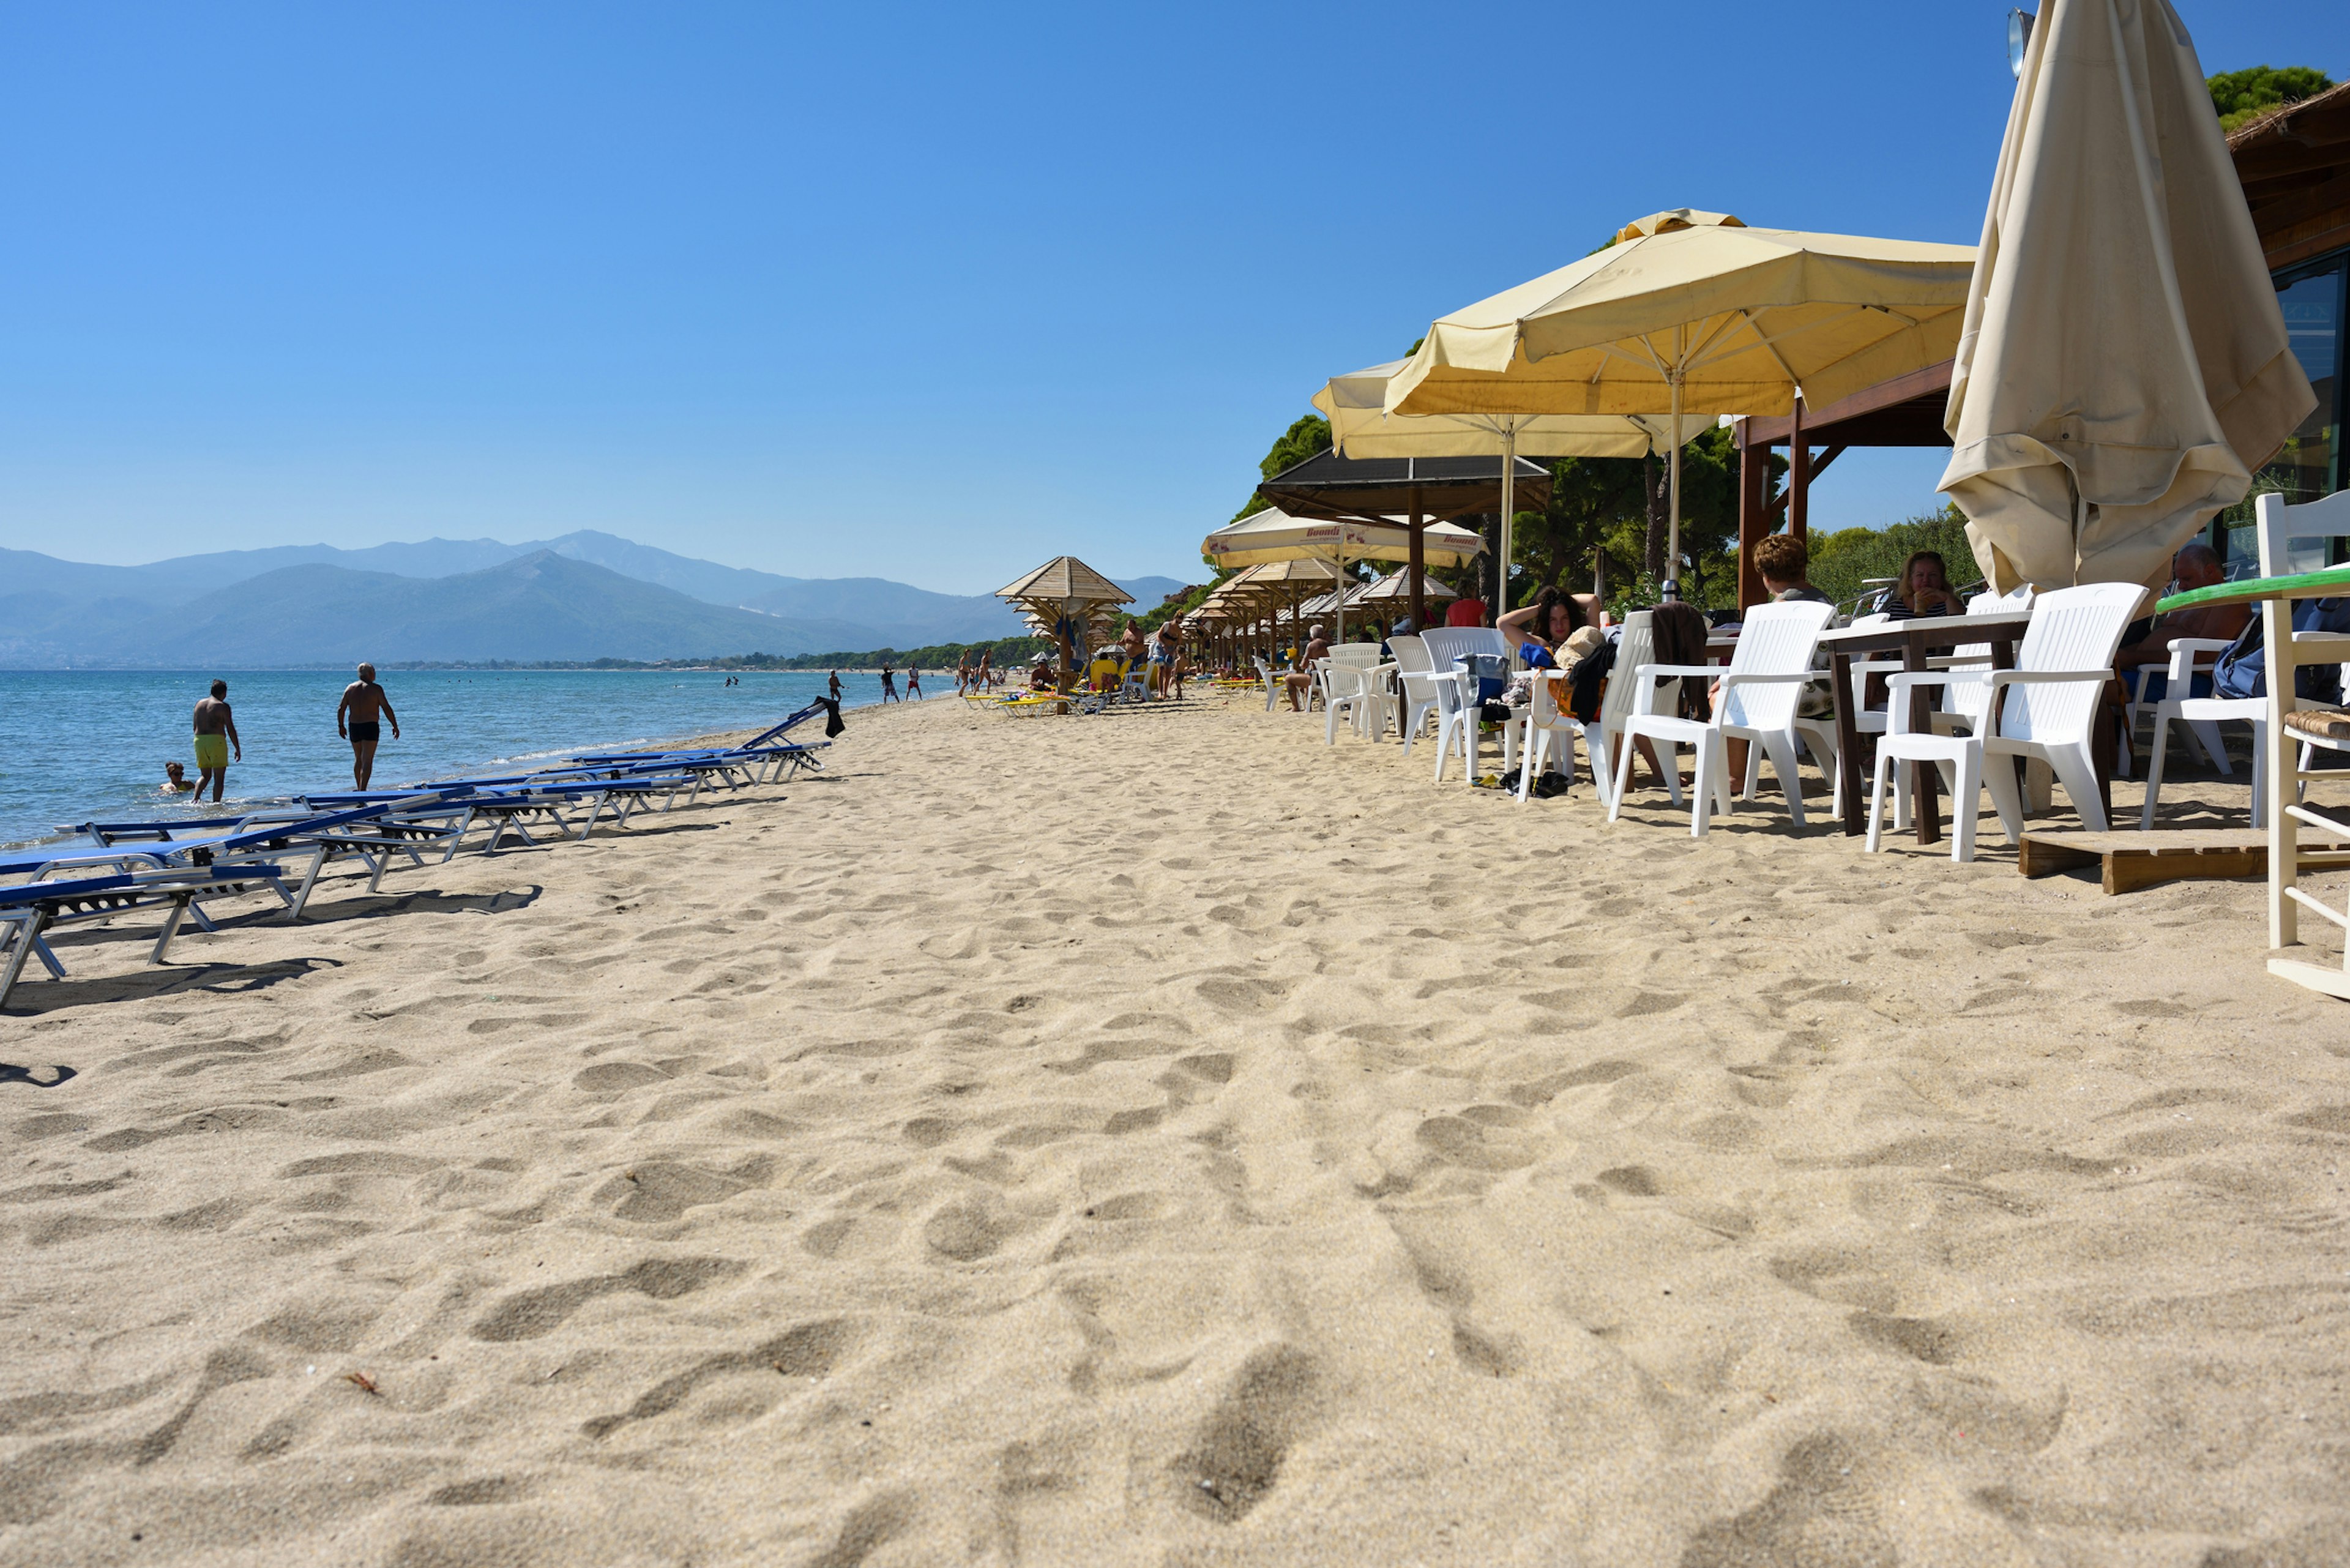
[337,662,401,790]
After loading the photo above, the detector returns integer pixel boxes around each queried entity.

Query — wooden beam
[1742,359,1956,447]
[1737,435,1767,612]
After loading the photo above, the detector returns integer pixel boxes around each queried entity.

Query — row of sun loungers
[0,706,834,1009]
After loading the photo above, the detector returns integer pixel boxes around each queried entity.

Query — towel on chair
[1647,602,1713,721]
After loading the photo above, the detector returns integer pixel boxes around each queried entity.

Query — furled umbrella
[1384,212,1976,595]
[1938,0,2316,592]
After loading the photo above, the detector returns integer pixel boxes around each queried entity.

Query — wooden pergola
[1256,449,1550,630]
[1733,360,1954,611]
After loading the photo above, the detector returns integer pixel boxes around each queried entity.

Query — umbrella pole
[1499,429,1516,614]
[1665,368,1684,599]
[1408,483,1426,633]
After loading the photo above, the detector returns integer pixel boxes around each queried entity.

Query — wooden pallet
[2018,827,2350,894]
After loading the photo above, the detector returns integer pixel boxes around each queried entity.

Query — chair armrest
[1632,663,1717,680]
[1983,669,2116,687]
[1884,671,1966,691]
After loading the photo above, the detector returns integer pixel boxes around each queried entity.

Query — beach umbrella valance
[1937,0,2316,593]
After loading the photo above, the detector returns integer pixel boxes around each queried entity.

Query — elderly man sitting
[1283,624,1330,712]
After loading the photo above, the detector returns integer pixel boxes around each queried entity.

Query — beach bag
[2212,599,2350,702]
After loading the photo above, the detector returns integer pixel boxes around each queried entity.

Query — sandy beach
[4,689,2347,1567]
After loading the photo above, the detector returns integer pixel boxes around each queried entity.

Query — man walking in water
[192,679,241,802]
[337,662,401,790]
[828,670,843,703]
[880,664,899,702]
[906,666,923,699]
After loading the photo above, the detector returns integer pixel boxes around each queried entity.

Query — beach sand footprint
[581,1320,853,1441]
[470,1256,747,1342]
[1170,1344,1321,1524]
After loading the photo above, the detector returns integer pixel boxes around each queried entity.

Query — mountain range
[0,531,1188,666]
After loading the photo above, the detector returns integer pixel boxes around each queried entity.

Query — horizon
[3,3,2344,595]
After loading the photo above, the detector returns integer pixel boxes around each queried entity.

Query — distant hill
[42,553,858,666]
[0,533,1195,666]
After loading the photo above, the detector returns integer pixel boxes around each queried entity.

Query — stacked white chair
[1319,646,1393,744]
[1610,599,1835,837]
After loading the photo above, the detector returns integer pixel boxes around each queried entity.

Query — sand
[4,687,2347,1567]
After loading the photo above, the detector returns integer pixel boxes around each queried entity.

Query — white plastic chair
[1319,647,1391,744]
[1389,635,1442,755]
[1610,599,1835,837]
[2139,638,2266,829]
[1973,582,2145,835]
[1515,611,1671,810]
[1428,667,1480,784]
[1253,657,1280,712]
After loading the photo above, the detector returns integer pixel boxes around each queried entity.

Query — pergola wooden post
[1734,360,1955,612]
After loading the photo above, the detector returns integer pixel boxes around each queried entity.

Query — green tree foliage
[1234,414,1331,522]
[2209,65,2334,131]
[1805,505,1983,611]
[1510,427,1782,613]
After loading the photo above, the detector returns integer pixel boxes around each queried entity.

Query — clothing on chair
[1647,600,1713,720]
[2212,599,2350,703]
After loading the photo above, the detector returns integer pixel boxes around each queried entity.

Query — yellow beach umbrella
[1938,0,2315,592]
[1316,359,1706,608]
[1386,211,1976,592]
[1203,509,1484,644]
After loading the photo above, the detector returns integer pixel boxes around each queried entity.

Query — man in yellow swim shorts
[192,679,241,802]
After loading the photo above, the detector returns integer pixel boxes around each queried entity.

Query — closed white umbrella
[1938,0,2317,592]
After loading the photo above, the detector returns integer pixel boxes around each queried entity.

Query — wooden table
[1816,613,2036,842]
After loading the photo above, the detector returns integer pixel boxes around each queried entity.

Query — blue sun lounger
[1,862,293,1009]
[572,698,833,783]
[55,800,479,914]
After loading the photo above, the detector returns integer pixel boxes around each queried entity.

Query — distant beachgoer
[191,680,240,802]
[907,667,923,699]
[337,663,400,790]
[829,671,843,702]
[1447,594,1488,628]
[974,648,992,692]
[1285,624,1330,712]
[881,665,900,703]
[162,761,195,794]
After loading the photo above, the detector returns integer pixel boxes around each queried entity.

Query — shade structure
[996,556,1132,681]
[1385,209,1976,590]
[1202,509,1485,644]
[1357,569,1457,610]
[1315,359,1707,618]
[1937,0,2318,594]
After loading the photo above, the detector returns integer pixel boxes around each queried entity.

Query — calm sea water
[0,667,928,849]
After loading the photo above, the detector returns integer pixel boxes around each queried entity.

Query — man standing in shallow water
[337,663,400,790]
[191,679,240,802]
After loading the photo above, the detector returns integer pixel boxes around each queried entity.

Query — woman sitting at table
[1882,551,1964,620]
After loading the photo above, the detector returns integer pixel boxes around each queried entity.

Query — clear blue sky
[2,1,2343,593]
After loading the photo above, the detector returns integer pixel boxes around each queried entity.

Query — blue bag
[2212,598,2350,702]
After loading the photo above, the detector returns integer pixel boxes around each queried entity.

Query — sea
[0,667,921,849]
